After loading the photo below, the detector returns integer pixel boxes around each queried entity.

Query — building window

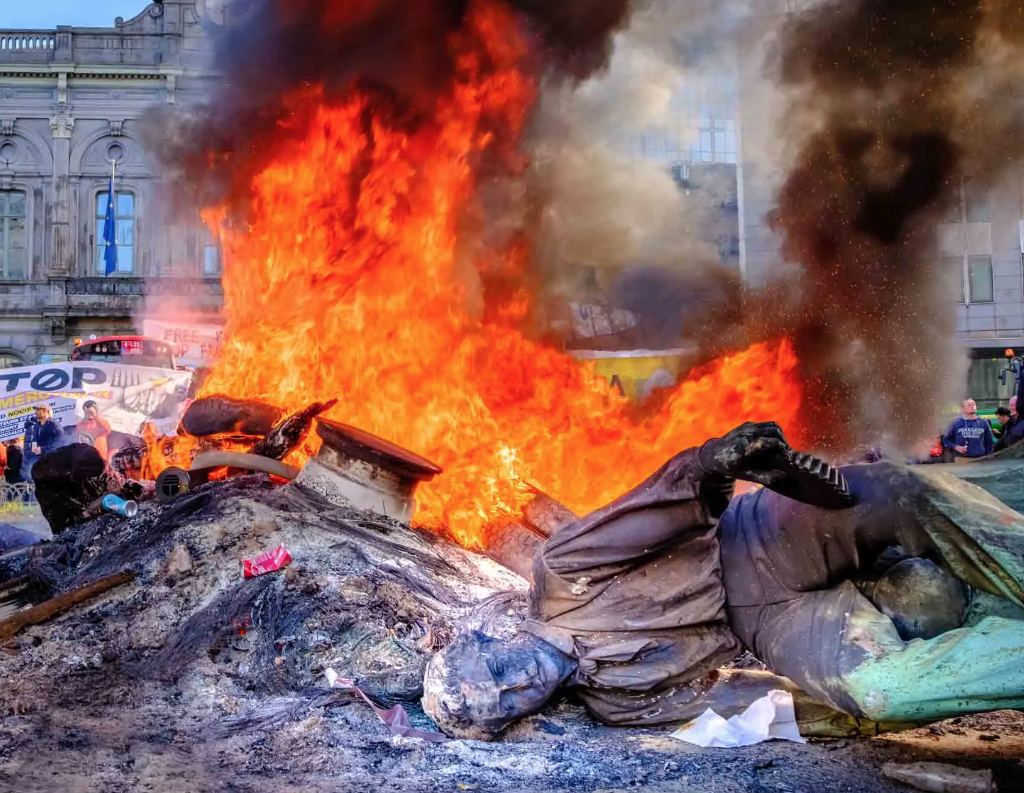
[688,118,737,165]
[203,243,221,275]
[0,190,27,279]
[943,256,967,303]
[968,255,994,303]
[95,191,135,274]
[964,182,991,223]
[640,77,738,168]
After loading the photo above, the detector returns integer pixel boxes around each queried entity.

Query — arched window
[96,191,136,274]
[0,191,27,279]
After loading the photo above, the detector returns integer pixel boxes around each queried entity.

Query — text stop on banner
[0,362,192,442]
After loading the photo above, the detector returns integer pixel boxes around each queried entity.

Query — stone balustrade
[0,32,57,63]
[0,33,56,52]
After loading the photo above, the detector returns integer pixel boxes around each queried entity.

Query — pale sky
[3,0,150,29]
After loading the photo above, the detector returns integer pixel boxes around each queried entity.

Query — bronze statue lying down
[423,422,1024,740]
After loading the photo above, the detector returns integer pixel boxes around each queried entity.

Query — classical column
[48,114,74,277]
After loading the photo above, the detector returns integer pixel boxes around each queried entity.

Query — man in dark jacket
[23,404,63,477]
[943,399,994,458]
[4,439,23,484]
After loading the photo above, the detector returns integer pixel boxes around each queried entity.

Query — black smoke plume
[729,0,1024,451]
[158,0,636,211]
[154,0,1024,455]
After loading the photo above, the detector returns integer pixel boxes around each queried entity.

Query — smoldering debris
[0,474,524,709]
[0,477,1020,791]
[747,0,1024,450]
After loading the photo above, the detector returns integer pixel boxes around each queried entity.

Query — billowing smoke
[490,0,764,352]
[520,1,732,304]
[152,0,1024,454]
[156,0,637,211]
[750,0,1024,450]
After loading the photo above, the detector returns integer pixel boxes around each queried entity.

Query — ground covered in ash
[0,476,1021,793]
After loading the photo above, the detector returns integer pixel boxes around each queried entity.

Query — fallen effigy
[423,422,1024,740]
[0,419,1022,790]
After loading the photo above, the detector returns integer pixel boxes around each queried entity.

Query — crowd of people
[1,401,112,486]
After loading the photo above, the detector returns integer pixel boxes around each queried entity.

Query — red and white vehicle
[70,335,178,370]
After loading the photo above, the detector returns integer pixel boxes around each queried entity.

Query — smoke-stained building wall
[628,71,742,273]
[0,0,221,366]
[736,0,1024,408]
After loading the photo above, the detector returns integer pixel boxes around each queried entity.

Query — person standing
[23,404,62,476]
[76,400,112,459]
[1002,395,1024,451]
[5,439,24,484]
[994,406,1013,452]
[943,399,994,459]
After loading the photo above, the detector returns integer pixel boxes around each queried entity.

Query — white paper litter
[670,690,806,748]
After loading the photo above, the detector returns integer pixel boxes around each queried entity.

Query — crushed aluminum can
[242,545,293,578]
[101,494,139,518]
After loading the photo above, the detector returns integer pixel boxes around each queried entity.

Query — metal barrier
[0,482,35,505]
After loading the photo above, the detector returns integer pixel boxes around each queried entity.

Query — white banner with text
[0,362,192,442]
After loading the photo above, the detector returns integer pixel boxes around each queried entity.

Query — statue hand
[698,421,790,480]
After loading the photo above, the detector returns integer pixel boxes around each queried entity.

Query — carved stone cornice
[64,277,224,297]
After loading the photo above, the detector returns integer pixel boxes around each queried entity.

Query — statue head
[422,630,575,741]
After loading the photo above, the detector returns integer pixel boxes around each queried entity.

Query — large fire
[192,0,803,547]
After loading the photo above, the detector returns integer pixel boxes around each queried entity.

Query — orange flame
[196,0,803,547]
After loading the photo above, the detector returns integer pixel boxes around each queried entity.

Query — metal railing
[0,33,56,51]
[0,482,35,505]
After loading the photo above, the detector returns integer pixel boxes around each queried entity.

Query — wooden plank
[521,491,578,539]
[0,600,28,621]
[0,571,135,640]
[482,517,544,580]
[0,574,30,600]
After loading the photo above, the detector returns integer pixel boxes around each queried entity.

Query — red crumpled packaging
[242,545,293,578]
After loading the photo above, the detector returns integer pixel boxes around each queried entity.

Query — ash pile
[0,395,528,715]
[0,402,1021,793]
[0,398,696,792]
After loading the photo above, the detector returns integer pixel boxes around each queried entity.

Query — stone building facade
[0,0,223,366]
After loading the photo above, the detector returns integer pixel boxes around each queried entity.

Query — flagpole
[105,158,117,277]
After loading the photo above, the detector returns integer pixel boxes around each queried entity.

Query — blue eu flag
[102,175,117,276]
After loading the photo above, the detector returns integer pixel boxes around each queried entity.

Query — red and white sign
[122,339,143,356]
[143,319,224,368]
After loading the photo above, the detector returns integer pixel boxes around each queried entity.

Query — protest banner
[142,319,223,368]
[0,362,193,442]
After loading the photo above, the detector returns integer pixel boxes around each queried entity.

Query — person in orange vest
[76,400,112,460]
